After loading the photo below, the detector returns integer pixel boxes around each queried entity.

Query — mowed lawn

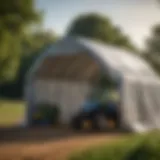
[0,100,25,126]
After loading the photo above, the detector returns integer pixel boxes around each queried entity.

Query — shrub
[127,132,160,160]
[69,132,160,160]
[33,103,60,125]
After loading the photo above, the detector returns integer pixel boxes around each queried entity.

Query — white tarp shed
[25,36,160,132]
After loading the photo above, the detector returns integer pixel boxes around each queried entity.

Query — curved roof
[28,36,158,81]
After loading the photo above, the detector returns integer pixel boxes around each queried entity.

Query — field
[0,100,25,127]
[0,100,123,160]
[0,100,158,160]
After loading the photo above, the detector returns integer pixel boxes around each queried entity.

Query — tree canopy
[0,0,40,83]
[0,0,40,34]
[144,24,160,74]
[67,13,136,52]
[0,1,58,98]
[22,29,57,55]
[0,30,57,99]
[145,25,160,55]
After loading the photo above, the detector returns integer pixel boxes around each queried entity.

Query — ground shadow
[0,127,127,144]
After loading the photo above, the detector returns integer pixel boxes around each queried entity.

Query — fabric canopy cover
[28,36,160,132]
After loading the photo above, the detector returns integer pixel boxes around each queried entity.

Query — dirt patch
[0,128,123,160]
[0,135,121,160]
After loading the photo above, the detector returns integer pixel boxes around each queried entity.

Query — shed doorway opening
[71,71,121,131]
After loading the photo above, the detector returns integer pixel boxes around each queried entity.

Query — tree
[22,29,57,55]
[0,0,40,83]
[67,13,136,52]
[0,30,58,99]
[0,0,40,34]
[144,24,160,74]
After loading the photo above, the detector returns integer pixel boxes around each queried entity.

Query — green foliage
[0,0,40,84]
[0,0,58,96]
[69,132,160,160]
[67,13,136,52]
[89,73,118,101]
[22,30,57,55]
[33,103,60,125]
[0,0,40,33]
[144,24,160,75]
[0,30,21,82]
[128,132,160,160]
[146,25,160,55]
[0,34,57,99]
[98,74,117,89]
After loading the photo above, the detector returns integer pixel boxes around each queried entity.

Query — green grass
[0,100,25,126]
[69,132,160,160]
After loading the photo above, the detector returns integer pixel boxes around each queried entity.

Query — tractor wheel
[82,119,92,131]
[94,114,108,131]
[71,116,82,130]
[106,119,116,129]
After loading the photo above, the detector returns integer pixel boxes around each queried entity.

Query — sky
[36,0,160,49]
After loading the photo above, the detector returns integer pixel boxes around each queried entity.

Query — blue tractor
[71,74,120,131]
[71,99,119,131]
